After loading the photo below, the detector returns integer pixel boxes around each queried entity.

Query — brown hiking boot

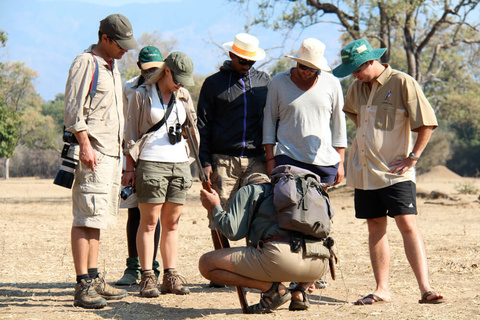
[161,269,190,295]
[74,279,107,309]
[93,273,128,300]
[139,270,160,298]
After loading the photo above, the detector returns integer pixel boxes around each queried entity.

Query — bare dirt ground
[1,166,479,320]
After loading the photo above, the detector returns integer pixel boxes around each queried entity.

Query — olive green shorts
[135,160,192,204]
[230,242,328,282]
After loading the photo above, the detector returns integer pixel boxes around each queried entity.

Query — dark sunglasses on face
[353,62,369,74]
[235,55,255,66]
[108,37,124,50]
[298,64,319,73]
[170,71,182,86]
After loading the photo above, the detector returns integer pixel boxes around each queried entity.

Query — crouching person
[199,173,331,313]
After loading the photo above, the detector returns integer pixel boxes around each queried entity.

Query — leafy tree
[230,0,480,176]
[41,93,65,133]
[0,99,19,158]
[0,48,59,177]
[233,0,480,83]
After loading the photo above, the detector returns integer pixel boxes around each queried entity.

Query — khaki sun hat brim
[285,55,331,72]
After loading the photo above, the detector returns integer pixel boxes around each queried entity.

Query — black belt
[262,235,292,244]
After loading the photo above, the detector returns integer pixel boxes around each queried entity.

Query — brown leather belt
[262,235,292,244]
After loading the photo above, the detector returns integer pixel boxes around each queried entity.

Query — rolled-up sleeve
[64,54,95,134]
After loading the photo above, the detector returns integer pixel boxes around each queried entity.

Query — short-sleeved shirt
[263,69,347,166]
[64,45,124,157]
[343,64,438,190]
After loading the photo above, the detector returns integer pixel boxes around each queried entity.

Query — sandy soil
[0,167,479,320]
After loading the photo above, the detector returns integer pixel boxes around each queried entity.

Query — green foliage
[41,93,64,133]
[0,99,20,158]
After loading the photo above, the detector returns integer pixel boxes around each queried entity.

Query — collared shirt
[343,64,438,190]
[64,45,124,157]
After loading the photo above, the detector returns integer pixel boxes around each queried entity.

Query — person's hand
[202,166,213,183]
[78,142,98,171]
[200,189,220,211]
[333,163,345,186]
[122,171,135,187]
[388,157,417,175]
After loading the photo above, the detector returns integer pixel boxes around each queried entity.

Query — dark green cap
[138,46,164,70]
[165,51,194,86]
[332,39,386,78]
[99,14,138,50]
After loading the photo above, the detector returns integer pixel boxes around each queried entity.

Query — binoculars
[168,123,182,145]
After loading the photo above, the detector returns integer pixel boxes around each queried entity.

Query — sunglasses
[352,62,369,74]
[235,55,255,66]
[170,71,182,86]
[108,37,124,50]
[298,64,319,73]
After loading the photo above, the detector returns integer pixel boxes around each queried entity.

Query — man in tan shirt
[333,39,444,305]
[64,14,137,309]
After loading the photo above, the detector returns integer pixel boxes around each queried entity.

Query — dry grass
[0,173,479,319]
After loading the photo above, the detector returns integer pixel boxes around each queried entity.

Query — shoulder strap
[88,53,99,100]
[146,84,176,134]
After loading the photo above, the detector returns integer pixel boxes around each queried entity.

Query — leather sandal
[247,282,291,314]
[289,286,310,311]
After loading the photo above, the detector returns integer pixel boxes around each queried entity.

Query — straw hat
[285,38,331,71]
[223,33,266,61]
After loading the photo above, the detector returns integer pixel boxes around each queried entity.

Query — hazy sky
[1,0,342,101]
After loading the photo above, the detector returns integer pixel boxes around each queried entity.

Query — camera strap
[146,84,176,134]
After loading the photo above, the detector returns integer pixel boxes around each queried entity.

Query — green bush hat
[332,39,386,78]
[99,14,138,50]
[164,51,194,86]
[138,46,164,70]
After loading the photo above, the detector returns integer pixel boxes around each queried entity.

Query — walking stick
[183,123,249,314]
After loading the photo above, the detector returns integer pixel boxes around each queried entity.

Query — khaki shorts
[72,150,121,229]
[135,160,192,204]
[231,242,328,282]
[211,154,267,209]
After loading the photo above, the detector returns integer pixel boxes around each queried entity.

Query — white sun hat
[285,38,331,71]
[223,33,266,61]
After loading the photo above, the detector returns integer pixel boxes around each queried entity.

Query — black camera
[168,123,182,145]
[53,129,79,189]
[120,186,135,200]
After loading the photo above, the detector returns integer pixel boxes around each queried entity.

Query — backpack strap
[88,53,99,101]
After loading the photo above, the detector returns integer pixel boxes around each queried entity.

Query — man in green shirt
[199,173,331,313]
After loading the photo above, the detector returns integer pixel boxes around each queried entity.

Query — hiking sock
[88,268,99,279]
[141,269,153,274]
[76,274,90,284]
[164,268,175,274]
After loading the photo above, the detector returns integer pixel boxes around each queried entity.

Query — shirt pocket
[374,103,396,131]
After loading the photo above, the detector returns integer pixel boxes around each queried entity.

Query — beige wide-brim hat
[285,38,331,71]
[223,33,266,61]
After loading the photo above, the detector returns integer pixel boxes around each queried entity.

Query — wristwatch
[408,152,420,161]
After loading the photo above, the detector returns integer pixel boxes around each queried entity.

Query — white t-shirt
[139,84,188,162]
